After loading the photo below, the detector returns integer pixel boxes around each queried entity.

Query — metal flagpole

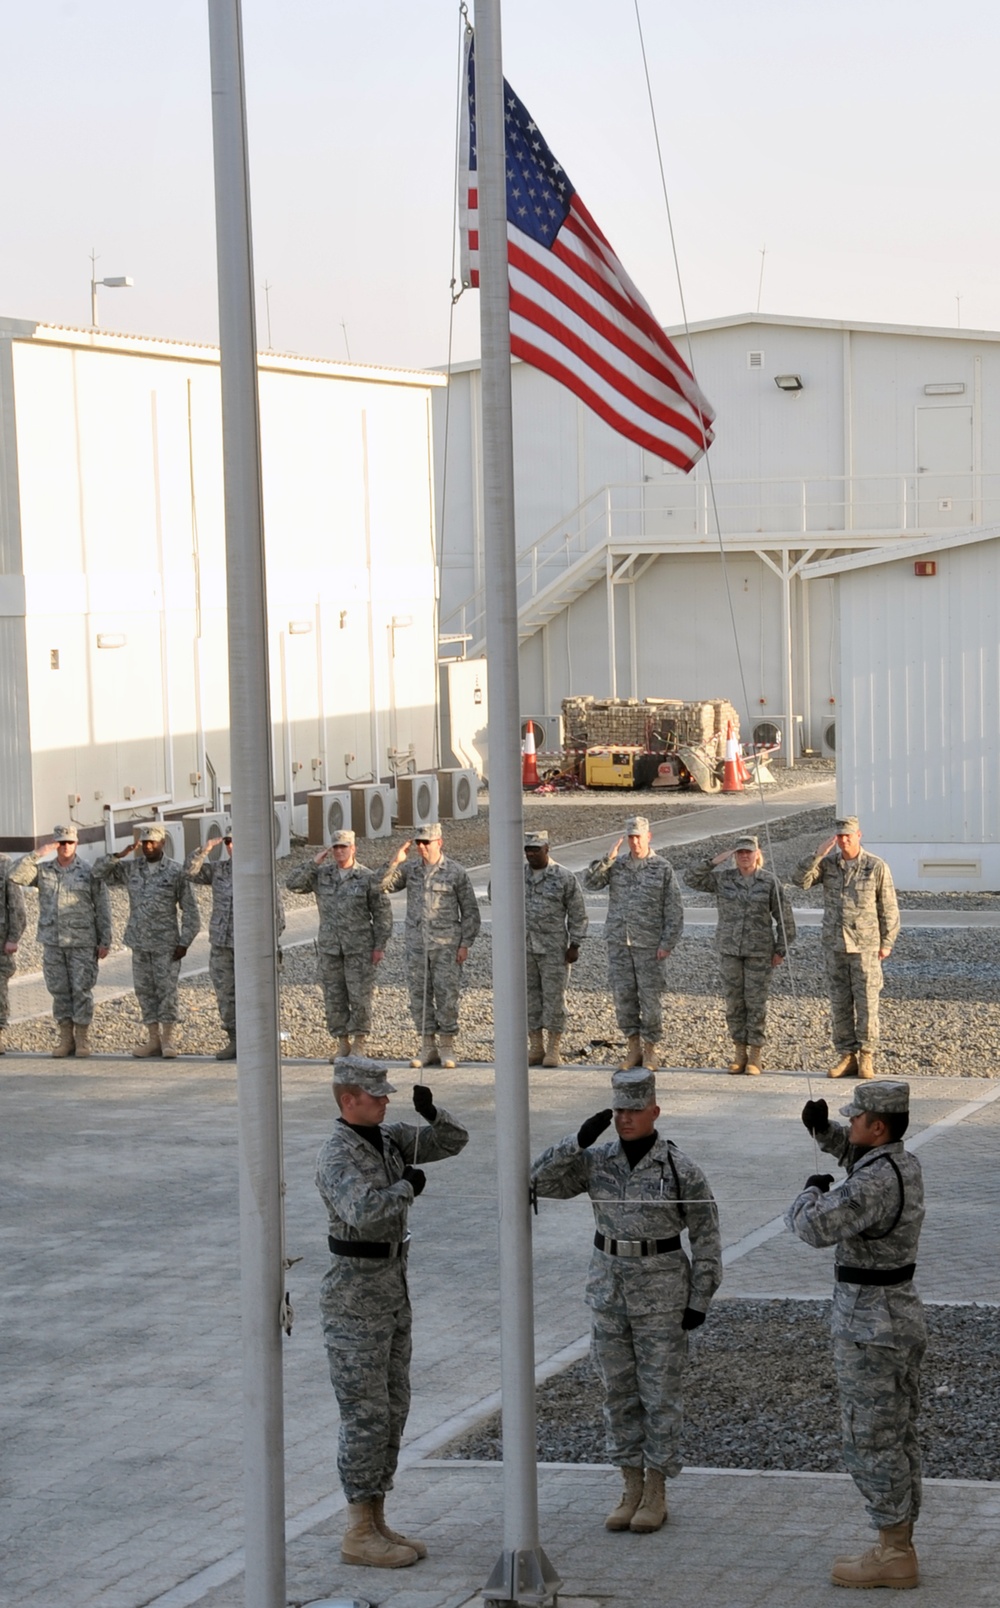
[475,2,560,1601]
[207,5,287,1606]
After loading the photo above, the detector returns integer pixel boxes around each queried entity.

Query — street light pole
[89,249,133,327]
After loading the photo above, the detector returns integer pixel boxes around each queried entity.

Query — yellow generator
[584,746,643,788]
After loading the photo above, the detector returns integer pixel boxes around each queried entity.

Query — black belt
[594,1232,681,1258]
[837,1263,916,1286]
[329,1237,406,1260]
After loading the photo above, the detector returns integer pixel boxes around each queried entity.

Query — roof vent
[747,350,764,368]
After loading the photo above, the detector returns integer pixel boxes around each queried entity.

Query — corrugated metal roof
[799,523,1000,580]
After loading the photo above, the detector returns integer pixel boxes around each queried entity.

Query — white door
[915,406,973,527]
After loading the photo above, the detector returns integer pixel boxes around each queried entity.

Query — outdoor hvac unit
[752,721,782,748]
[307,789,352,846]
[520,713,563,753]
[394,773,439,829]
[437,767,478,820]
[272,801,291,860]
[350,784,392,839]
[131,822,185,862]
[182,810,231,860]
[823,720,837,756]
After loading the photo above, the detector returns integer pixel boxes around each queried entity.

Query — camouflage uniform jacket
[10,853,112,949]
[531,1132,722,1314]
[584,850,683,951]
[685,860,795,958]
[792,848,900,955]
[93,854,200,950]
[381,855,481,952]
[285,859,390,954]
[316,1106,469,1246]
[785,1125,925,1347]
[187,850,286,947]
[524,860,588,955]
[1,856,27,945]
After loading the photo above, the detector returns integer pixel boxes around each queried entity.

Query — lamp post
[90,249,133,326]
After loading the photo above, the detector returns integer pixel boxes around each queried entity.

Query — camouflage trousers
[526,948,571,1032]
[718,954,774,1045]
[833,1336,925,1528]
[607,944,667,1043]
[317,947,376,1036]
[320,1259,413,1503]
[131,948,182,1025]
[209,946,236,1035]
[591,1306,688,1475]
[0,949,14,1028]
[42,945,99,1024]
[406,945,461,1037]
[825,950,883,1052]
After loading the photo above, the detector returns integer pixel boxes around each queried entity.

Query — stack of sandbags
[561,695,738,756]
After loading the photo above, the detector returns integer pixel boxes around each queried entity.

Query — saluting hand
[818,835,838,856]
[391,840,412,866]
[577,1108,613,1149]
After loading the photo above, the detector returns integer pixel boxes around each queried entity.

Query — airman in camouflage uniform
[187,832,287,1061]
[316,1055,468,1568]
[532,1068,722,1534]
[523,829,588,1068]
[0,853,28,1055]
[93,824,200,1059]
[790,1080,925,1589]
[584,815,683,1072]
[794,816,900,1080]
[11,824,112,1058]
[381,822,481,1070]
[286,828,391,1062]
[685,833,796,1075]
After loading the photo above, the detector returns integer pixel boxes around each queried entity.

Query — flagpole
[207,5,287,1607]
[475,2,560,1602]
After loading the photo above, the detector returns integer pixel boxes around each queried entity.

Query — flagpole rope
[633,0,816,1112]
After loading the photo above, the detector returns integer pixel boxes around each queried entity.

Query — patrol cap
[839,1079,909,1119]
[624,815,650,835]
[834,816,861,834]
[52,824,79,843]
[330,829,355,847]
[139,823,167,843]
[734,834,759,852]
[413,822,443,843]
[524,830,549,848]
[332,1055,397,1096]
[611,1068,656,1110]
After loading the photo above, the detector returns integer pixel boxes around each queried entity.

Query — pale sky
[3,0,998,371]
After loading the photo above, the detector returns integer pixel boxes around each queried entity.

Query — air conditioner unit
[394,773,439,828]
[823,720,837,756]
[752,721,782,748]
[520,713,564,753]
[307,789,351,846]
[272,800,291,860]
[437,767,479,820]
[182,810,231,860]
[350,784,392,839]
[131,822,185,862]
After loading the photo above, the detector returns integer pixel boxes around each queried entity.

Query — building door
[915,405,973,527]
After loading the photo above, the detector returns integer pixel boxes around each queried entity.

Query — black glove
[576,1108,613,1149]
[805,1173,834,1194]
[402,1165,426,1196]
[412,1084,437,1122]
[681,1307,706,1331]
[801,1098,830,1136]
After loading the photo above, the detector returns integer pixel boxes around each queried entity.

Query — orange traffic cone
[522,720,540,787]
[737,745,752,784]
[721,721,743,793]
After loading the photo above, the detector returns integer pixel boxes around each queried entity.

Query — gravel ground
[438,1298,1000,1482]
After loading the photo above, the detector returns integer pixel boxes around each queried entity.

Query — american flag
[459,36,715,473]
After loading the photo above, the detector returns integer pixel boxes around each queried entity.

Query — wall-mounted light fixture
[774,374,803,392]
[287,620,312,634]
[96,633,127,649]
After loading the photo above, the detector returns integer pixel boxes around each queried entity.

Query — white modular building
[0,318,444,853]
[435,312,1000,759]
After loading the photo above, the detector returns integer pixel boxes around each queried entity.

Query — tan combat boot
[340,1500,417,1569]
[641,1041,659,1072]
[619,1035,642,1071]
[52,1020,76,1058]
[216,1033,237,1062]
[542,1031,563,1068]
[438,1034,457,1069]
[372,1494,427,1560]
[73,1024,92,1059]
[728,1042,748,1074]
[330,1035,351,1062]
[350,1034,369,1055]
[831,1522,918,1589]
[828,1051,859,1079]
[858,1050,875,1079]
[410,1035,437,1069]
[134,1024,162,1058]
[746,1044,763,1076]
[159,1023,178,1060]
[605,1467,644,1531]
[528,1030,545,1065]
[630,1468,668,1533]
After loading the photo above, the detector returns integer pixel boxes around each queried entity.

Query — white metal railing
[442,471,1000,646]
